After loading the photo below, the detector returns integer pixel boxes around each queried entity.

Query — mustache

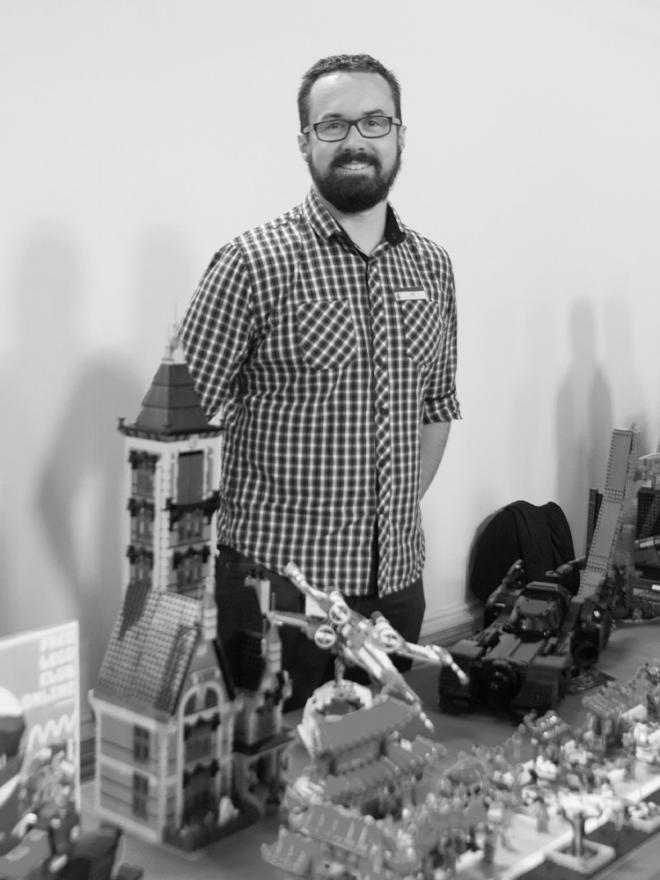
[331,150,380,170]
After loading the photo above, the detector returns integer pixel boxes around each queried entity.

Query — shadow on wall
[601,293,649,453]
[2,224,195,705]
[0,227,84,637]
[13,228,140,706]
[35,356,140,707]
[555,299,613,555]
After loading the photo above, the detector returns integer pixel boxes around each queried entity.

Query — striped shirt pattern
[179,188,461,596]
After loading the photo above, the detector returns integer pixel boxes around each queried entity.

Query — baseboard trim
[420,601,480,646]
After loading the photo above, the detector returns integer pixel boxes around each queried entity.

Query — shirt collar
[303,187,407,248]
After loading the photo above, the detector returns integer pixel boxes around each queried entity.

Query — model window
[130,452,157,498]
[184,720,212,763]
[177,510,204,543]
[130,505,154,543]
[205,449,214,494]
[132,772,149,818]
[133,725,150,762]
[176,552,204,593]
[177,451,203,503]
[204,688,218,709]
[130,551,152,587]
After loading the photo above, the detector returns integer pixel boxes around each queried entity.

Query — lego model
[475,663,660,878]
[0,621,80,863]
[577,427,639,602]
[634,451,660,584]
[262,692,486,880]
[0,621,124,879]
[261,565,500,879]
[117,331,223,604]
[0,687,28,857]
[600,448,660,621]
[438,558,612,716]
[89,334,292,852]
[0,820,143,880]
[439,427,639,717]
[0,733,82,880]
[269,562,468,730]
[507,667,660,877]
[548,790,617,874]
[262,653,660,879]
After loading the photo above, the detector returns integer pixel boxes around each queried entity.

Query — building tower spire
[117,330,222,601]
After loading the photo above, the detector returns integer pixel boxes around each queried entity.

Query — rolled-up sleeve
[423,260,461,424]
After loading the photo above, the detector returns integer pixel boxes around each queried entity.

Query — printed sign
[0,621,80,862]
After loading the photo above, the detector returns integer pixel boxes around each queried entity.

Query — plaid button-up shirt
[179,188,461,596]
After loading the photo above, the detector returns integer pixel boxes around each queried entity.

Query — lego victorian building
[89,336,292,851]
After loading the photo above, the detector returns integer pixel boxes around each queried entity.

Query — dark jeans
[215,545,426,710]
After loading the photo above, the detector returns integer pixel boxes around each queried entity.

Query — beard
[308,146,402,214]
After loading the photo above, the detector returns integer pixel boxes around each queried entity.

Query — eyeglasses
[302,115,402,143]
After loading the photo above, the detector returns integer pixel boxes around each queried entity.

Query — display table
[83,622,660,879]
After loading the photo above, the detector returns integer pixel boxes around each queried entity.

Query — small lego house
[90,335,291,850]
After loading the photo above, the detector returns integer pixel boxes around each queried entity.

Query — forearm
[419,421,451,498]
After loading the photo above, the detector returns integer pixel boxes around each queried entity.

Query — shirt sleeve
[423,255,462,424]
[178,242,254,421]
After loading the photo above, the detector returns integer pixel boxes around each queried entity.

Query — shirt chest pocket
[296,300,357,371]
[398,299,444,365]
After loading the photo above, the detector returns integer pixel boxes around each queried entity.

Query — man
[179,54,461,707]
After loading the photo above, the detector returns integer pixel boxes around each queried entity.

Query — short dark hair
[297,54,402,131]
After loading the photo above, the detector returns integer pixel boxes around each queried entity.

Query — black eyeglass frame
[301,115,402,142]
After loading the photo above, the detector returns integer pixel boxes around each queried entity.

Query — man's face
[299,71,405,214]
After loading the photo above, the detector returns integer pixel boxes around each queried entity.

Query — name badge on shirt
[394,288,427,302]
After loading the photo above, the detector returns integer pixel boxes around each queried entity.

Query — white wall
[2,0,659,693]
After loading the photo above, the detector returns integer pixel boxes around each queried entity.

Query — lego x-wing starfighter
[267,563,467,723]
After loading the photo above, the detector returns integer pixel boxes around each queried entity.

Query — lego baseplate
[442,762,660,880]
